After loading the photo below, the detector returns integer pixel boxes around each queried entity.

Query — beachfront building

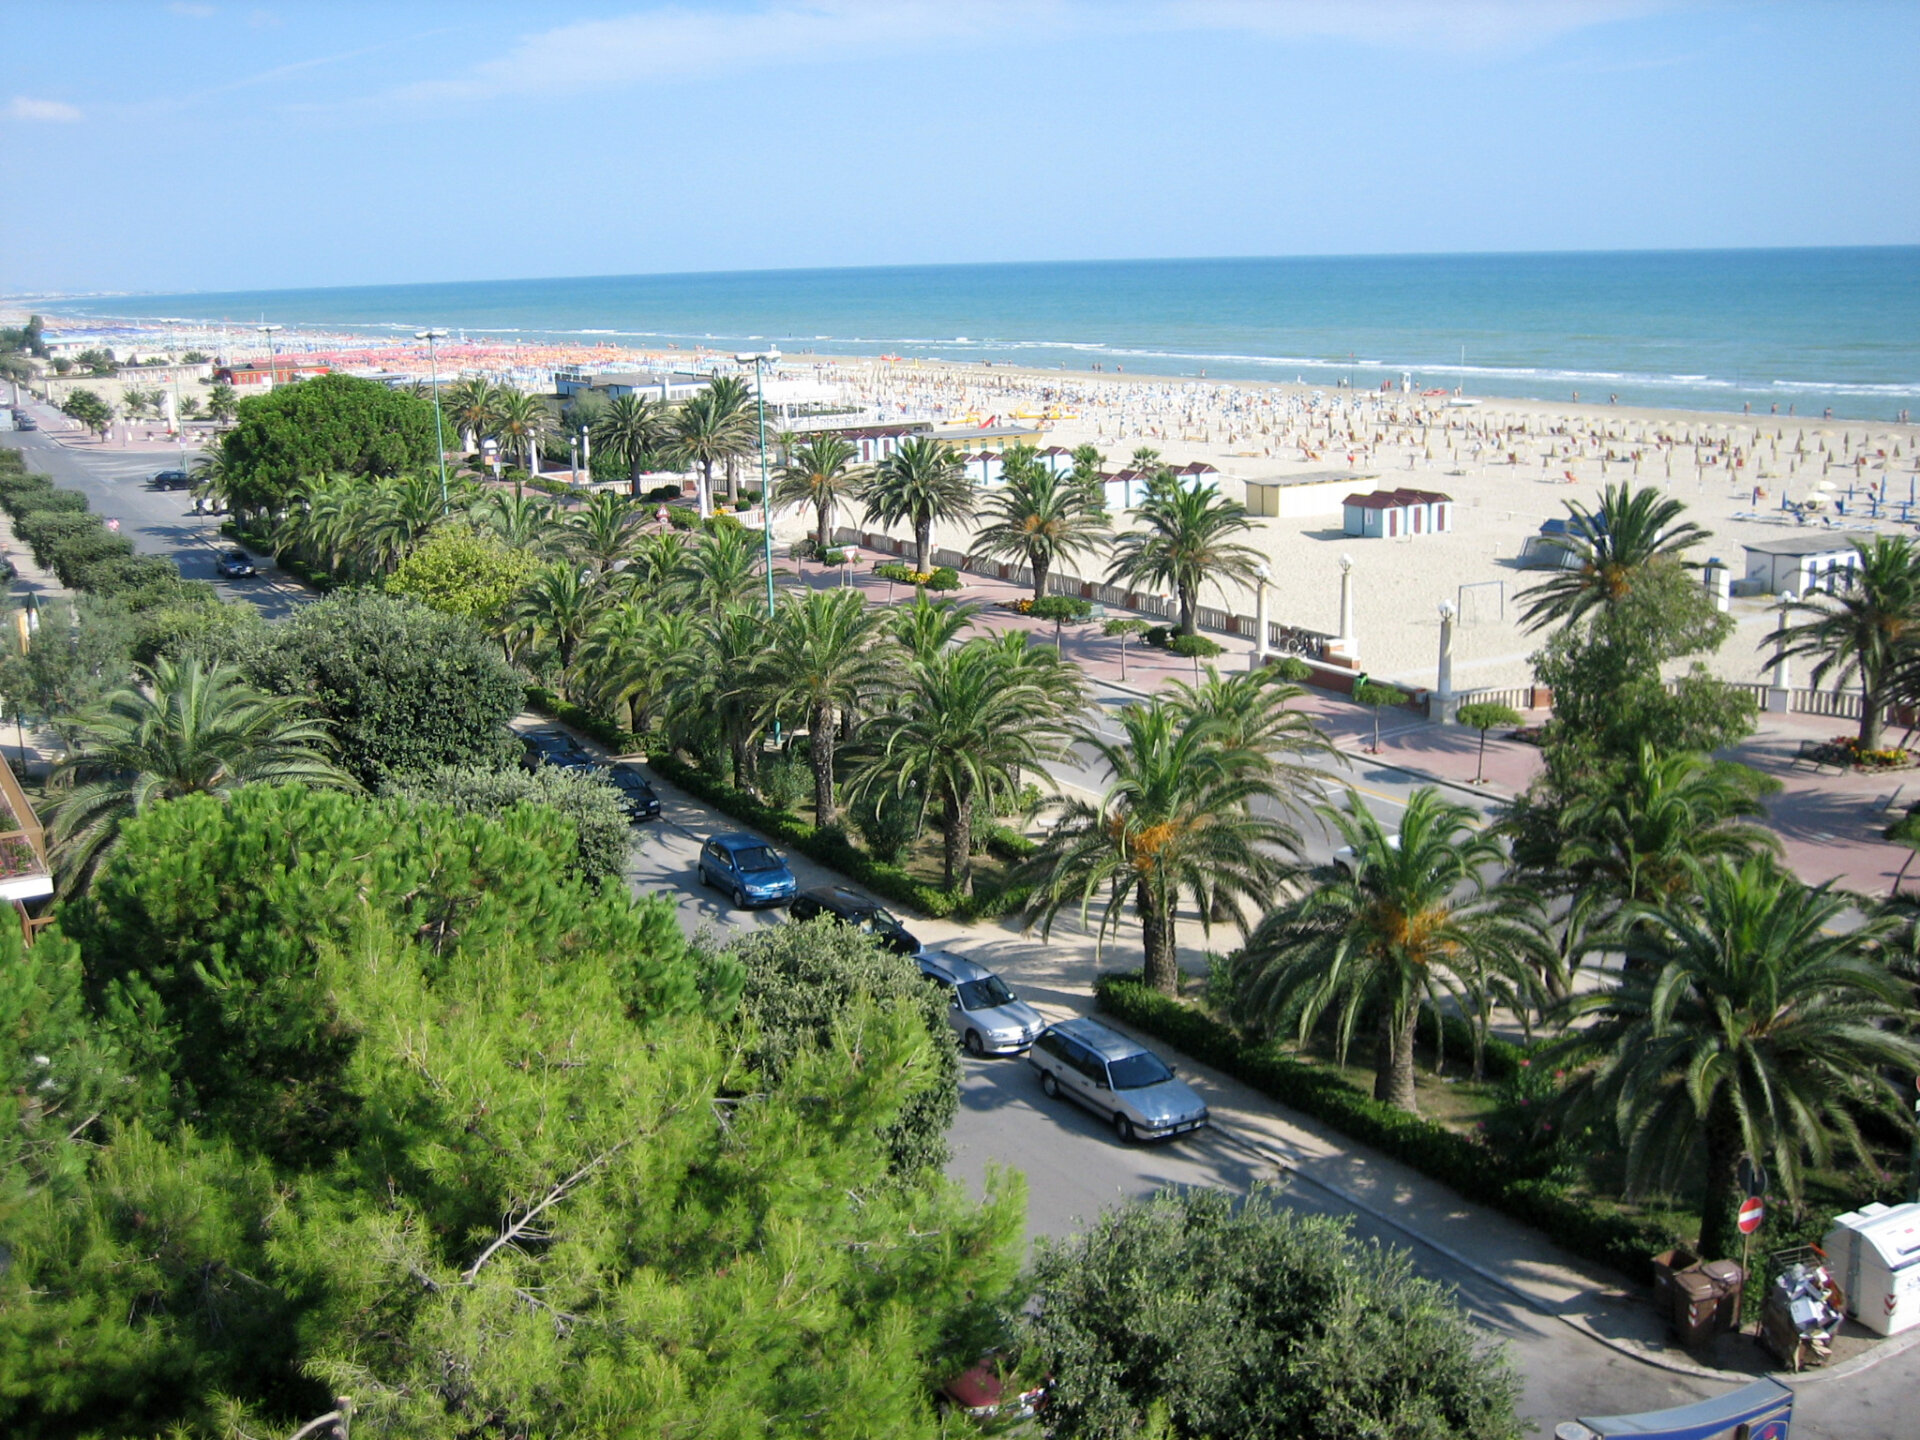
[1096,461,1220,512]
[553,368,710,405]
[1245,469,1378,519]
[216,359,333,388]
[1741,533,1872,596]
[782,420,933,466]
[1341,486,1454,538]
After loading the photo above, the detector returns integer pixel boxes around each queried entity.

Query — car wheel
[1114,1113,1136,1143]
[1039,1070,1060,1099]
[697,865,710,888]
[732,885,747,909]
[964,1030,985,1058]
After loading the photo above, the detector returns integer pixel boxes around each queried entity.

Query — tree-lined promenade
[2,366,1918,1438]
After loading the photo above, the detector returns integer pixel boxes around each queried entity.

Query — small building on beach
[1342,487,1454,538]
[1245,469,1377,519]
[1740,533,1872,596]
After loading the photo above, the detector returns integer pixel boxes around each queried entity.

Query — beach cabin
[1741,534,1871,596]
[781,421,933,466]
[929,422,1047,456]
[1342,487,1453,539]
[1098,462,1217,513]
[1246,469,1376,519]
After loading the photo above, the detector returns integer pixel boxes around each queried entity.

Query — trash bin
[1701,1258,1746,1332]
[1673,1267,1723,1347]
[1652,1247,1699,1320]
[1823,1201,1920,1337]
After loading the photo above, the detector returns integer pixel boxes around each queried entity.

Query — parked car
[916,950,1046,1056]
[1027,1017,1210,1142]
[519,729,594,773]
[14,413,35,431]
[788,884,922,955]
[215,548,257,579]
[938,1355,1047,1427]
[150,469,191,490]
[697,833,797,908]
[605,761,662,821]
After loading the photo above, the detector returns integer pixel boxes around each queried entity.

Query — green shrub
[1093,974,1678,1283]
[1168,633,1225,659]
[818,547,848,567]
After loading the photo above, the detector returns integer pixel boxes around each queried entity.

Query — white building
[1741,534,1871,596]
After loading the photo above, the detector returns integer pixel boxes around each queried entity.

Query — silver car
[1027,1016,1210,1142]
[917,950,1046,1057]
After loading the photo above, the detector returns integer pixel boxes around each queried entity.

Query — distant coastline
[24,247,1920,423]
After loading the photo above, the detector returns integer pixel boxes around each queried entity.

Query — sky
[3,0,1917,296]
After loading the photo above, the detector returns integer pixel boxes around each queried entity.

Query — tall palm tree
[492,390,551,484]
[576,604,698,738]
[970,453,1112,604]
[626,530,690,602]
[775,434,867,550]
[704,375,756,507]
[47,658,353,890]
[1547,857,1920,1260]
[592,393,671,492]
[1105,474,1261,637]
[679,605,774,791]
[1235,789,1536,1111]
[858,436,976,574]
[444,377,501,453]
[671,386,754,518]
[278,472,362,577]
[850,639,1075,894]
[670,524,764,617]
[757,589,896,825]
[891,592,981,664]
[1518,483,1710,633]
[1768,534,1920,751]
[1021,698,1300,995]
[1555,743,1778,911]
[474,491,561,554]
[1165,664,1340,784]
[567,490,645,575]
[512,561,603,690]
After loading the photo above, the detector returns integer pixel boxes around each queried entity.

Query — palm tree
[1547,857,1920,1260]
[891,592,981,663]
[354,473,446,577]
[1517,483,1711,632]
[567,490,645,575]
[680,605,774,790]
[1235,789,1535,1111]
[1105,474,1262,637]
[1768,535,1920,751]
[626,530,690,601]
[704,375,756,507]
[670,523,764,617]
[474,491,561,554]
[1555,743,1778,911]
[1165,664,1339,784]
[444,377,501,453]
[187,446,240,517]
[492,390,551,485]
[512,561,604,689]
[775,435,867,550]
[278,472,362,577]
[858,436,976,573]
[47,658,352,890]
[576,604,698,738]
[1021,698,1300,995]
[970,454,1112,604]
[593,393,671,493]
[671,386,754,519]
[758,589,896,825]
[850,639,1075,894]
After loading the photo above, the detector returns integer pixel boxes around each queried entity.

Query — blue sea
[49,248,1920,422]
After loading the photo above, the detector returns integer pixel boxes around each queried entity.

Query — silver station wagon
[1027,1016,1210,1142]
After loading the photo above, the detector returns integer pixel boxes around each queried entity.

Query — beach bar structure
[1245,469,1378,519]
[1342,486,1454,539]
[1741,533,1871,596]
[553,368,711,405]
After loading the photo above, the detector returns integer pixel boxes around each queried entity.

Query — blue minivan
[697,832,798,908]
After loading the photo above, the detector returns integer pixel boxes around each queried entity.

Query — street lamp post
[414,329,451,512]
[1337,552,1358,662]
[257,324,283,388]
[1252,559,1271,671]
[736,350,781,621]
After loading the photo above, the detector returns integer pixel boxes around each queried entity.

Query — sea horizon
[29,245,1920,422]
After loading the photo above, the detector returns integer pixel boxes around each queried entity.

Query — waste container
[1672,1267,1723,1347]
[1700,1258,1746,1332]
[1651,1247,1698,1321]
[1824,1201,1920,1337]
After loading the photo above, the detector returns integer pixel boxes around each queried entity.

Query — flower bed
[1817,735,1912,770]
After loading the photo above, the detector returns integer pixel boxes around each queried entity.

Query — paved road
[1,415,306,618]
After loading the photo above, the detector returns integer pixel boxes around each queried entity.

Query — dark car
[519,730,595,773]
[14,414,35,431]
[697,832,797,908]
[150,469,191,490]
[788,885,922,955]
[606,762,661,820]
[215,548,257,579]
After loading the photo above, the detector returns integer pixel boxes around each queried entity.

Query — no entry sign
[1738,1196,1766,1235]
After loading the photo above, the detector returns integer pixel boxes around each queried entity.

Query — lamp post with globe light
[736,350,781,621]
[415,329,451,512]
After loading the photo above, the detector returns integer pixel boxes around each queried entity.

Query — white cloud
[8,97,83,123]
[388,0,1674,106]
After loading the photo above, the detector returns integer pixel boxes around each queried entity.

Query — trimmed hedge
[1093,973,1680,1284]
[0,468,204,607]
[520,687,1030,922]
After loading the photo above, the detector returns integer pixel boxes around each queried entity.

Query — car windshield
[734,846,783,872]
[613,771,650,792]
[955,976,1015,1010]
[1106,1052,1174,1089]
[854,903,901,929]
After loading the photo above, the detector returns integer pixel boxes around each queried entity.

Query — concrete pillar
[1704,557,1730,613]
[1251,561,1271,669]
[1436,601,1456,703]
[1337,554,1358,662]
[1767,592,1795,713]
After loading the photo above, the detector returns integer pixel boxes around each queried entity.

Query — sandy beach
[17,308,1919,695]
